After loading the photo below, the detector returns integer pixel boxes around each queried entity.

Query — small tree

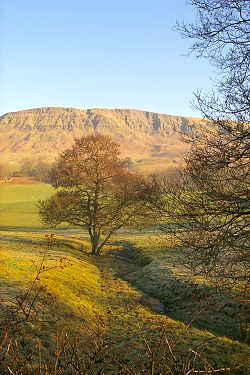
[121,157,134,171]
[0,162,16,182]
[20,157,35,177]
[34,157,51,182]
[39,134,151,255]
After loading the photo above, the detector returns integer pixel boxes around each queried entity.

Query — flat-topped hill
[0,107,202,171]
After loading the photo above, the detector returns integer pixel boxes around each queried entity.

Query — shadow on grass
[1,238,250,372]
[110,240,249,343]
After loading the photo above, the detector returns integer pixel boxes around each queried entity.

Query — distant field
[0,183,54,229]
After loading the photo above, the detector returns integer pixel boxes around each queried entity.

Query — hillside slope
[0,107,201,168]
[0,232,249,372]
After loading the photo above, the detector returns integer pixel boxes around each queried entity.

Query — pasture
[0,183,249,371]
[0,183,53,229]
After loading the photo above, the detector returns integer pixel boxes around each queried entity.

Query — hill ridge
[1,106,197,118]
[0,107,201,170]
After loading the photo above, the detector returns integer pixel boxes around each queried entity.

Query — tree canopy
[39,134,151,255]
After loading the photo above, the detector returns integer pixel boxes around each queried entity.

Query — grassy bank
[0,185,249,372]
[0,231,249,370]
[110,236,250,343]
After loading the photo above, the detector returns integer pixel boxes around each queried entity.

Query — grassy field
[0,183,54,229]
[0,183,249,371]
[1,232,249,369]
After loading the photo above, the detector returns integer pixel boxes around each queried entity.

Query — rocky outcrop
[0,107,201,163]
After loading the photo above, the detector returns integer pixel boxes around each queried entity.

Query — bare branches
[176,0,250,123]
[162,0,250,294]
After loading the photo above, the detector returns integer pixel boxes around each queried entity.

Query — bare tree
[177,0,250,123]
[20,157,35,177]
[34,157,51,182]
[155,1,250,293]
[0,162,17,182]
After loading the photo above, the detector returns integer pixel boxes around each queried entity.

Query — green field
[0,183,54,229]
[0,184,249,372]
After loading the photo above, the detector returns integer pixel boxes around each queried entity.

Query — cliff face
[0,107,200,164]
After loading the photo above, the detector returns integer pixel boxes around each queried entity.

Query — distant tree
[0,162,16,182]
[20,157,51,181]
[0,163,6,180]
[34,157,51,182]
[20,157,35,177]
[121,157,134,171]
[39,134,152,255]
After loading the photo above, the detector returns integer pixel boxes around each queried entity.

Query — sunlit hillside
[0,107,203,172]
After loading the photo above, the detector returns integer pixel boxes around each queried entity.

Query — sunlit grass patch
[0,240,103,320]
[0,183,54,228]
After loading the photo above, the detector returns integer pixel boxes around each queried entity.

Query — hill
[0,107,201,172]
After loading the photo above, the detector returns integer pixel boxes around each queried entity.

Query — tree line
[0,157,52,182]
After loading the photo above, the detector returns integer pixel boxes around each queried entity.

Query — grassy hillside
[0,184,249,372]
[0,231,249,371]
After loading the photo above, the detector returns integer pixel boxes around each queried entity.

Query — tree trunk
[91,231,100,255]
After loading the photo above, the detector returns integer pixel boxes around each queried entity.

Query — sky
[0,0,214,117]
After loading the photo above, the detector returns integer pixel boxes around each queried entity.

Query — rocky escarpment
[0,107,201,164]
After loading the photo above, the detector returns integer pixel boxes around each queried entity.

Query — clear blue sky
[1,0,213,117]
